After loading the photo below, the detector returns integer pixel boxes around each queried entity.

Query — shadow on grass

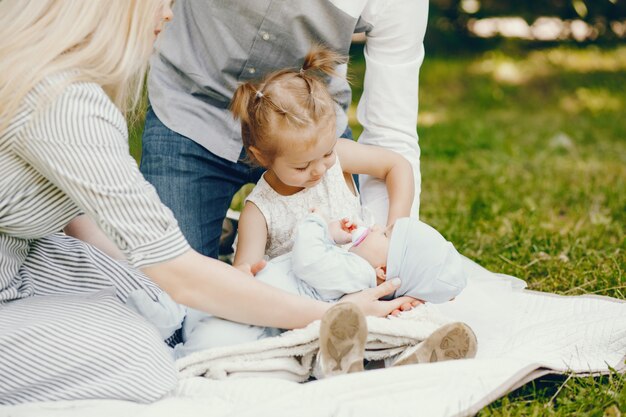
[483,370,626,416]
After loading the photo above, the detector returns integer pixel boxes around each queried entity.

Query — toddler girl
[230,45,415,267]
[177,46,428,363]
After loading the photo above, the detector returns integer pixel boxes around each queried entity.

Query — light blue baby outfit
[176,214,469,358]
[176,214,376,358]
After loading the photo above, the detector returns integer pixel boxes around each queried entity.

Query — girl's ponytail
[230,82,259,125]
[301,44,347,78]
[231,82,268,165]
[229,45,348,167]
[299,45,347,119]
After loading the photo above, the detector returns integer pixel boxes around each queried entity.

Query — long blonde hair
[230,45,347,167]
[0,0,163,133]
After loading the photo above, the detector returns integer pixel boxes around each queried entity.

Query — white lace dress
[246,157,369,259]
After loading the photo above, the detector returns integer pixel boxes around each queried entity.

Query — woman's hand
[340,278,418,317]
[389,297,423,317]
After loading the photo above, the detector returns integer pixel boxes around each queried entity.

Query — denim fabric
[140,106,264,258]
[140,107,357,259]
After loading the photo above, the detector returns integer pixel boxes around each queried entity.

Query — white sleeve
[357,0,429,223]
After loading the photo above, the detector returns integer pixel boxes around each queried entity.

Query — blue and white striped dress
[0,75,191,404]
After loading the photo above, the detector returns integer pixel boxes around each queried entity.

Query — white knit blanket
[176,299,454,381]
[5,257,626,417]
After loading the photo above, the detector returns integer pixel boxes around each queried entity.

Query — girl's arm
[233,201,268,267]
[336,139,414,226]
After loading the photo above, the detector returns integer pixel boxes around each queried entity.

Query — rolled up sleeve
[18,82,190,268]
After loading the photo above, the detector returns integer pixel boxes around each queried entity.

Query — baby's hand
[340,217,357,233]
[328,218,353,244]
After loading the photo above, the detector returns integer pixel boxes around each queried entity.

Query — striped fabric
[0,76,191,403]
[0,234,178,404]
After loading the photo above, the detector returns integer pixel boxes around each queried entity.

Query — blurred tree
[427,0,626,49]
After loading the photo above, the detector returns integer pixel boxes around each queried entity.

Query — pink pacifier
[351,226,369,247]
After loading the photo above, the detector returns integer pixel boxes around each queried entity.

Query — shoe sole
[319,303,367,377]
[392,322,477,366]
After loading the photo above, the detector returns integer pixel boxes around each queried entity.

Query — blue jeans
[140,107,264,258]
[140,107,353,259]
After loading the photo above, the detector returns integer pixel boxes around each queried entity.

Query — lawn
[352,44,626,415]
[129,43,626,415]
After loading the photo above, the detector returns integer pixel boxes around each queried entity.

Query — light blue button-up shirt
[149,0,428,222]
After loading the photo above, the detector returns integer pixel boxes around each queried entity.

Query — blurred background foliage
[426,0,626,51]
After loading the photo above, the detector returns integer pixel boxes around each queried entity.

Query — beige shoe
[318,302,367,377]
[392,322,477,366]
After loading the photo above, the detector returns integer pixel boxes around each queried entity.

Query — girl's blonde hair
[0,0,164,133]
[230,45,347,167]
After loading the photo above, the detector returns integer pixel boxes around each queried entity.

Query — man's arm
[357,0,429,223]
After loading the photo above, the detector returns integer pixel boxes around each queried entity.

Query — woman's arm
[336,139,414,226]
[22,83,410,330]
[64,215,126,261]
[233,201,268,267]
[143,249,408,328]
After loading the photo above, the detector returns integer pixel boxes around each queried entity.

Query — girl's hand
[340,278,416,317]
[234,259,267,277]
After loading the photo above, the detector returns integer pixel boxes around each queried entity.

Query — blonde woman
[0,0,412,404]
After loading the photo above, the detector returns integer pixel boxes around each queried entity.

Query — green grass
[130,44,626,415]
[349,43,626,415]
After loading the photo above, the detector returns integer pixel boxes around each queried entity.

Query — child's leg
[175,256,297,358]
[175,308,283,358]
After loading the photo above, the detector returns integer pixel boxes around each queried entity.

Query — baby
[178,212,468,357]
[269,211,467,303]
